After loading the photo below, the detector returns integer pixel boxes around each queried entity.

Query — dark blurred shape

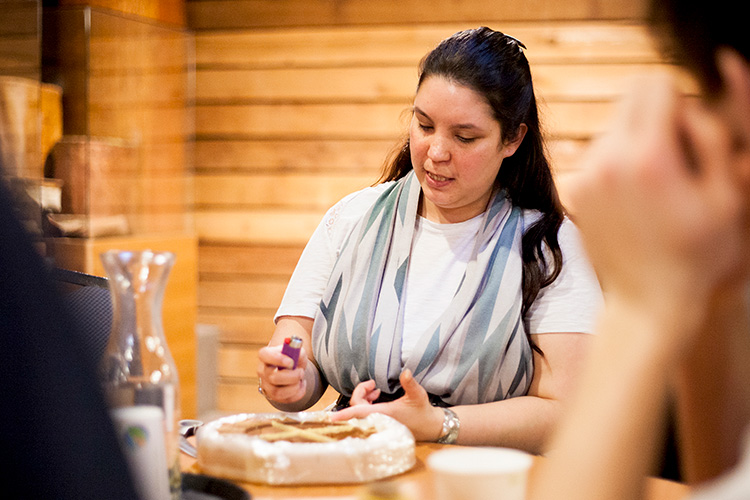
[52,267,113,364]
[0,168,139,498]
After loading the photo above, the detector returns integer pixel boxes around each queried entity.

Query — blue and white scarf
[312,171,532,406]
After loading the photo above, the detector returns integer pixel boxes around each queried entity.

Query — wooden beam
[187,0,647,30]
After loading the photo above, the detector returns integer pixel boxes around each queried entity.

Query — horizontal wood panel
[198,277,289,309]
[197,64,686,103]
[60,0,186,26]
[141,142,191,173]
[139,176,191,207]
[199,310,278,344]
[196,210,325,245]
[196,66,416,102]
[197,101,615,140]
[138,213,193,234]
[199,244,303,275]
[217,382,277,413]
[196,102,411,139]
[218,344,261,378]
[0,37,39,76]
[0,2,39,36]
[188,1,647,30]
[89,42,189,72]
[89,73,189,106]
[88,106,191,139]
[194,23,659,68]
[534,64,692,101]
[540,101,616,139]
[194,174,374,209]
[194,139,394,173]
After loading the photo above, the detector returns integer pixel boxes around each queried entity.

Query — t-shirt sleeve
[273,204,339,322]
[274,185,387,323]
[525,218,603,335]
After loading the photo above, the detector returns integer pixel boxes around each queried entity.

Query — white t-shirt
[275,183,603,361]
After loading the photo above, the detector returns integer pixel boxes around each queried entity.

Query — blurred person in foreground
[0,172,139,498]
[529,0,750,499]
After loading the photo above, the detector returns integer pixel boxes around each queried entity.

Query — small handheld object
[281,335,302,369]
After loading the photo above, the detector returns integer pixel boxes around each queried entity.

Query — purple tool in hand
[281,335,302,369]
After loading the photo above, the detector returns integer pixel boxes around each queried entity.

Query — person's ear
[718,49,750,146]
[717,48,750,185]
[502,123,528,158]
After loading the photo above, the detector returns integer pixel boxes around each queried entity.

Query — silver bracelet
[436,407,460,444]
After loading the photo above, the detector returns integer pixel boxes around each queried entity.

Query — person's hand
[567,73,747,337]
[329,370,445,442]
[256,344,309,404]
[347,379,382,405]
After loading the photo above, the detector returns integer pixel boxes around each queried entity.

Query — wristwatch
[436,407,460,444]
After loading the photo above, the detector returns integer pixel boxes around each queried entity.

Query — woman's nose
[427,137,450,162]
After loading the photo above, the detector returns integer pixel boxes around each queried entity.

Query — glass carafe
[100,249,181,500]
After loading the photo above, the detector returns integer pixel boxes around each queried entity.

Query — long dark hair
[380,27,564,326]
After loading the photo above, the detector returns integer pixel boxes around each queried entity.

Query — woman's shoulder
[332,182,393,213]
[519,209,579,247]
[322,181,395,238]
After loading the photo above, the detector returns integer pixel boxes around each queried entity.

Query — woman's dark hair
[648,0,750,95]
[380,27,564,327]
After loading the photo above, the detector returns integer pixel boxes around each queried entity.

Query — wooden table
[182,442,690,500]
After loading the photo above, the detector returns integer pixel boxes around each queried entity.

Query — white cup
[110,406,171,500]
[427,447,533,500]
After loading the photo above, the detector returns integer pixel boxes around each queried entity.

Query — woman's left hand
[329,369,445,442]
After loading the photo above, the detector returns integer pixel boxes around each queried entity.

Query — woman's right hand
[256,316,316,406]
[256,343,309,404]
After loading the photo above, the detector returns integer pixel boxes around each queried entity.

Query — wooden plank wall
[0,0,39,80]
[186,0,679,415]
[43,6,194,235]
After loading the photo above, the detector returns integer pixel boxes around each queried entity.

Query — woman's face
[409,75,525,223]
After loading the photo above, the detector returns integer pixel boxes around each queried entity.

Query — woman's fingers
[329,401,378,421]
[399,369,428,405]
[328,371,444,441]
[257,345,293,370]
[256,345,307,403]
[349,380,380,405]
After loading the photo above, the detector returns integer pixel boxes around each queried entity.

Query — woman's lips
[428,172,451,181]
[426,171,453,187]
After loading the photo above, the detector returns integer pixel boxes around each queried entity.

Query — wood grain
[195,174,374,209]
[187,0,647,30]
[194,139,394,173]
[194,23,660,67]
[57,0,186,26]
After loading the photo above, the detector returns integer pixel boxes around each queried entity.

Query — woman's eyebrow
[413,106,481,130]
[413,106,430,120]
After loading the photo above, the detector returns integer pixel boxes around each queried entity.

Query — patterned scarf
[312,171,532,406]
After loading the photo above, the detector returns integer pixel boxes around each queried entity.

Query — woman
[529,0,750,498]
[257,27,602,454]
